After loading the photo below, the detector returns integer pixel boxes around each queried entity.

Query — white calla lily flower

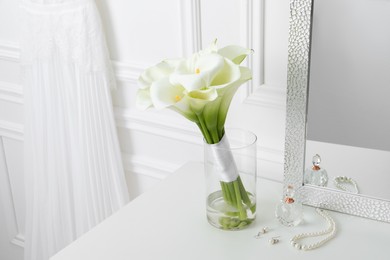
[136,40,253,130]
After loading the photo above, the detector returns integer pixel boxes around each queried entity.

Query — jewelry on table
[269,236,280,245]
[290,208,336,251]
[254,227,269,239]
[334,176,359,194]
[261,226,269,233]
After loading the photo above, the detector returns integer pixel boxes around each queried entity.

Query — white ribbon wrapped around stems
[207,135,240,182]
[204,129,257,227]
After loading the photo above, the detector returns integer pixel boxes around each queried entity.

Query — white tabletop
[51,162,390,260]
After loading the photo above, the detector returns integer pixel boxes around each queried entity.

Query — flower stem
[233,180,247,220]
[210,130,220,144]
[226,182,237,206]
[237,176,253,212]
[197,114,213,144]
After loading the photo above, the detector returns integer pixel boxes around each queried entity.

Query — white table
[51,162,390,260]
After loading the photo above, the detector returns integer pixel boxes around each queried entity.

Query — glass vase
[204,128,257,230]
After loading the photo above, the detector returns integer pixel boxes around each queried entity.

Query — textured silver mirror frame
[284,0,390,223]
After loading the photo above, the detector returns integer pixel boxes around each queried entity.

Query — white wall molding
[122,153,180,180]
[0,121,24,141]
[244,84,286,110]
[238,0,286,111]
[239,0,261,100]
[179,0,202,56]
[239,0,255,100]
[0,137,23,249]
[111,61,146,84]
[11,234,25,248]
[0,81,23,104]
[114,107,202,145]
[0,41,19,62]
[252,0,265,90]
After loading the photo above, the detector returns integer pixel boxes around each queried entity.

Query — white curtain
[20,0,129,259]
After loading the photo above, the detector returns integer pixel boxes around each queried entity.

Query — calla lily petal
[162,58,183,68]
[136,89,153,110]
[138,60,179,89]
[170,74,205,91]
[218,45,253,65]
[211,58,242,91]
[188,87,218,113]
[195,53,225,86]
[150,78,185,109]
[170,95,198,122]
[173,53,225,88]
[188,87,218,101]
[216,66,252,134]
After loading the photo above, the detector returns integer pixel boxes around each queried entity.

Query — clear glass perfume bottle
[275,185,303,227]
[304,154,328,187]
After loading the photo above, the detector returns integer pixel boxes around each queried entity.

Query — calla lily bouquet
[137,40,254,228]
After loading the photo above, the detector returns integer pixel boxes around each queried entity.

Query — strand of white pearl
[290,208,336,251]
[334,176,359,194]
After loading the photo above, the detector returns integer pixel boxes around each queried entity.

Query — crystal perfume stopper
[284,185,295,204]
[305,154,328,187]
[312,154,321,170]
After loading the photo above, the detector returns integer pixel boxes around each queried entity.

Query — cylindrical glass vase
[204,128,257,230]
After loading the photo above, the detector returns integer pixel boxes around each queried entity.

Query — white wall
[0,0,289,259]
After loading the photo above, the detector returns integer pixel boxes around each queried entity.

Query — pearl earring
[254,227,269,239]
[269,236,280,245]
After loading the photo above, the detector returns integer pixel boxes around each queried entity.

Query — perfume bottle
[275,185,303,227]
[304,154,328,187]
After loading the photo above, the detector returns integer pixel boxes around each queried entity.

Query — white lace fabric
[20,0,113,78]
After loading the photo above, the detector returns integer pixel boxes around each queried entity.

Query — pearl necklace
[290,208,336,250]
[334,176,359,194]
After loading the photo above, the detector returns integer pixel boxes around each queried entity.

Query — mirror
[306,0,390,200]
[284,0,390,222]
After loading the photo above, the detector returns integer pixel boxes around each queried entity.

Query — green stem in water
[233,180,247,220]
[237,176,253,211]
[225,182,237,206]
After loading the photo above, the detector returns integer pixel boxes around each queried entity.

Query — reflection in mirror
[304,154,328,187]
[304,0,390,199]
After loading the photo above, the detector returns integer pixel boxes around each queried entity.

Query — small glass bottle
[275,185,303,227]
[304,154,328,187]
